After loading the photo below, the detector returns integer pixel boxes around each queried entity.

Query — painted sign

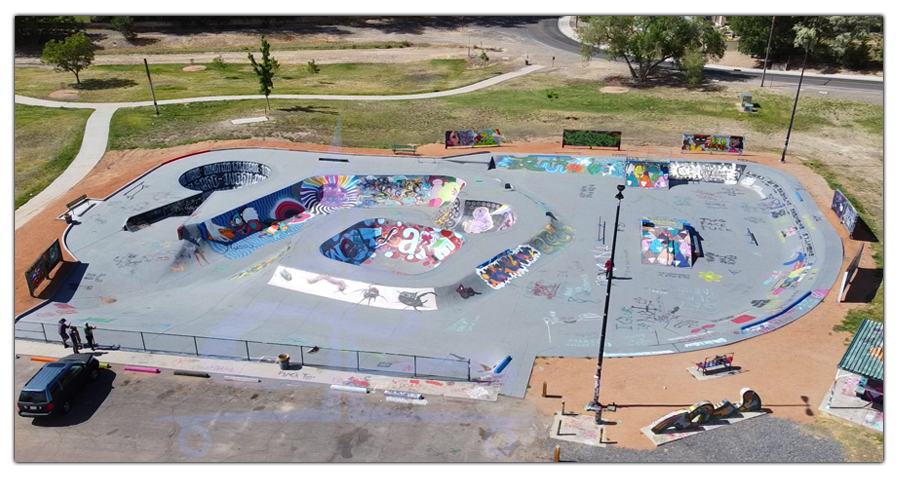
[25,239,63,295]
[562,130,622,149]
[268,266,438,311]
[830,189,860,236]
[445,129,502,148]
[681,134,744,154]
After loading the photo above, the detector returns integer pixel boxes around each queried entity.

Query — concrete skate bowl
[178,161,271,192]
[431,198,518,233]
[321,218,466,275]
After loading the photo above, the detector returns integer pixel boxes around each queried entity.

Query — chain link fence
[15,321,470,381]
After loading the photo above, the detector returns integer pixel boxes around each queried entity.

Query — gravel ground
[548,416,848,463]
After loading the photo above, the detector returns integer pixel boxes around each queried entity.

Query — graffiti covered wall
[625,161,669,189]
[681,134,745,154]
[831,189,860,235]
[669,161,745,184]
[432,199,517,233]
[494,155,625,177]
[25,239,63,295]
[320,219,465,274]
[476,245,541,289]
[562,130,622,149]
[445,129,502,147]
[641,223,692,268]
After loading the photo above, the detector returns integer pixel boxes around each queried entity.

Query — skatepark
[14,148,844,397]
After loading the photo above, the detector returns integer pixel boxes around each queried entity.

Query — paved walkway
[14,64,543,230]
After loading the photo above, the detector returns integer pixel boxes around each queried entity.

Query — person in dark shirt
[57,318,70,348]
[68,326,82,354]
[83,323,97,351]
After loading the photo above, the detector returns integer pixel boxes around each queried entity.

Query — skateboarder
[57,318,70,348]
[68,325,82,354]
[83,323,97,351]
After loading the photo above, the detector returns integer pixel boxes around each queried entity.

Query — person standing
[83,323,97,351]
[57,318,70,348]
[68,325,82,354]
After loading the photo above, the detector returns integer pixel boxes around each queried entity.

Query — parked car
[17,354,100,417]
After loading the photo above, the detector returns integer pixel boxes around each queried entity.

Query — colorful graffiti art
[830,189,860,235]
[476,245,541,289]
[321,219,465,274]
[562,130,622,149]
[200,185,307,245]
[25,239,63,295]
[625,161,669,189]
[356,175,464,208]
[681,134,745,154]
[459,200,516,234]
[269,266,438,311]
[649,388,762,434]
[445,129,501,147]
[229,241,294,280]
[529,219,576,255]
[297,175,360,214]
[494,155,625,177]
[669,162,745,184]
[641,223,692,268]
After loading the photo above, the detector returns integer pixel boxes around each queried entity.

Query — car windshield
[19,390,48,404]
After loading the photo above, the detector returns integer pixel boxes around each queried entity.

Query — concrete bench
[391,145,418,155]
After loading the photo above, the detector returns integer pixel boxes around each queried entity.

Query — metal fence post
[245,341,250,361]
[193,336,199,356]
[300,346,304,366]
[357,351,360,372]
[414,356,418,378]
[140,331,147,351]
[467,359,471,381]
[42,323,48,342]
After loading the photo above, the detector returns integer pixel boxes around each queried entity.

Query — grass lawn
[14,104,93,209]
[15,59,512,103]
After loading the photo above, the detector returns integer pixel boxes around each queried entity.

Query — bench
[695,353,734,375]
[66,194,88,211]
[391,145,418,155]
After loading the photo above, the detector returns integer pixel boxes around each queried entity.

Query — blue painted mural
[494,155,626,177]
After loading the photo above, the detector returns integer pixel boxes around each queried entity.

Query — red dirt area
[15,142,875,452]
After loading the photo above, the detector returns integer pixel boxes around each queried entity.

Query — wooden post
[542,381,547,398]
[554,445,561,462]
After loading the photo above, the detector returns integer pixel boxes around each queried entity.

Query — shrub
[307,59,320,74]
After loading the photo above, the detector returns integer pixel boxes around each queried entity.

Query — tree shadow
[276,105,338,115]
[121,37,160,47]
[602,69,745,92]
[842,268,883,304]
[74,78,138,90]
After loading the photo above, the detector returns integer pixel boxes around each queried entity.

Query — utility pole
[586,184,626,422]
[780,37,811,163]
[761,16,776,87]
[144,58,159,116]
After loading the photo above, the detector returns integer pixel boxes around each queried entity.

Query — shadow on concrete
[31,369,117,427]
[47,262,90,303]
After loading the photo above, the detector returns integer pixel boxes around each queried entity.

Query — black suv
[17,354,100,417]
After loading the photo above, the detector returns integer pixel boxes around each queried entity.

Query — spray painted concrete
[15,149,843,397]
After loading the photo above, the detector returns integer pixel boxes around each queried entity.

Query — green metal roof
[838,319,884,381]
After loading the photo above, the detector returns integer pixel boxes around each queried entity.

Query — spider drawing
[354,285,387,306]
[397,291,437,312]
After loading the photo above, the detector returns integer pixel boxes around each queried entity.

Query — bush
[111,16,135,39]
[210,56,227,70]
[307,59,320,74]
[681,49,707,89]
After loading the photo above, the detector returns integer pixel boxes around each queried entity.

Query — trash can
[277,354,290,370]
[63,212,73,224]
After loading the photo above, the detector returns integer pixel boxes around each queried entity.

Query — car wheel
[90,369,99,381]
[61,401,71,414]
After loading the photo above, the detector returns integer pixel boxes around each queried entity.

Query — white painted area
[386,396,428,405]
[230,116,269,125]
[268,266,438,311]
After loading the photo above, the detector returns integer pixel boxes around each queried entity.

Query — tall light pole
[760,16,776,87]
[780,37,812,163]
[587,184,626,422]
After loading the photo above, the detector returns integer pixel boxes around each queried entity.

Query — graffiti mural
[625,161,669,189]
[681,134,745,154]
[494,155,625,177]
[445,129,501,147]
[649,388,762,434]
[321,219,465,274]
[356,175,463,208]
[297,175,360,214]
[476,245,541,289]
[229,242,293,280]
[830,189,860,235]
[561,130,622,149]
[641,221,692,268]
[25,239,63,295]
[529,219,576,254]
[268,266,438,311]
[668,162,745,184]
[127,192,210,232]
[178,161,271,192]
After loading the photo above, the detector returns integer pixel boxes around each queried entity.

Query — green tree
[729,16,801,64]
[577,16,725,83]
[111,16,136,39]
[680,49,707,89]
[41,32,95,85]
[15,16,80,46]
[247,35,279,113]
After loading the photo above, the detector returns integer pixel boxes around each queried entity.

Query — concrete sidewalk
[15,339,500,401]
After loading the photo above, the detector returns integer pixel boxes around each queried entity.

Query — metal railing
[14,321,471,381]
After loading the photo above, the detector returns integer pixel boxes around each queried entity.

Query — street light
[587,184,626,422]
[761,16,776,87]
[780,36,812,163]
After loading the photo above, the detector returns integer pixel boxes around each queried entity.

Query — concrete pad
[818,370,883,433]
[641,411,767,447]
[230,117,269,125]
[549,413,607,447]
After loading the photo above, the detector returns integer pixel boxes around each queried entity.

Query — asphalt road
[524,18,884,94]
